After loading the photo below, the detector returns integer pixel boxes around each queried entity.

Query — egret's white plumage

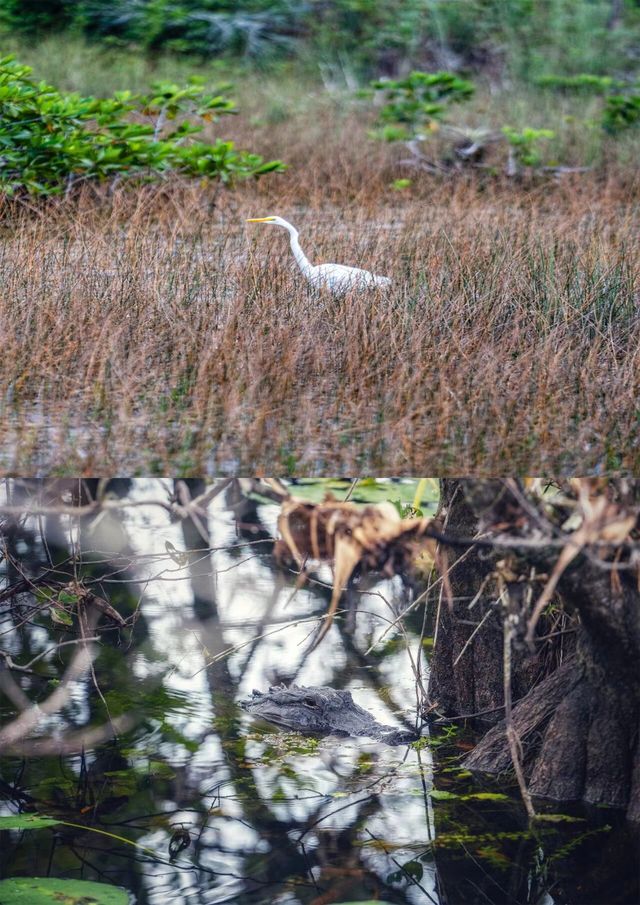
[246,216,391,294]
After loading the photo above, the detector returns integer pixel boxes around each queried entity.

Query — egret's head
[246,216,290,230]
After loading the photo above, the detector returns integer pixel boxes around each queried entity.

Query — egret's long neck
[286,226,313,278]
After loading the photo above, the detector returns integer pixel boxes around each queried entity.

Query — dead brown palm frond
[275,496,438,647]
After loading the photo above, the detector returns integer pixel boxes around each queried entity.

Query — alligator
[241,684,419,746]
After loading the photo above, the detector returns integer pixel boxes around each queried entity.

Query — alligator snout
[241,683,420,746]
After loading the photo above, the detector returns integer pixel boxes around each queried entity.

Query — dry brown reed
[1,104,639,475]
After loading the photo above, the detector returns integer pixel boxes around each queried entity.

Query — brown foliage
[275,496,436,644]
[0,103,639,474]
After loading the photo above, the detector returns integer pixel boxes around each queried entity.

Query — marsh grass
[1,154,638,474]
[1,36,639,474]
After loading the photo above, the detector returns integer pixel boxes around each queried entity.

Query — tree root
[528,680,590,800]
[464,657,582,775]
[464,655,640,816]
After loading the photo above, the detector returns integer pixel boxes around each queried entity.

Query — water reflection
[0,479,637,905]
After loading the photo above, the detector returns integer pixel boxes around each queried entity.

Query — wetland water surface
[0,479,638,905]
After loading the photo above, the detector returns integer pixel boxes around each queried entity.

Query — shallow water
[0,479,637,904]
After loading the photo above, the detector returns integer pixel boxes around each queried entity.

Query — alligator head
[241,684,418,746]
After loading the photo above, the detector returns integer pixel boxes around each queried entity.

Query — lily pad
[0,877,129,905]
[0,815,60,830]
[430,789,460,800]
[462,792,510,801]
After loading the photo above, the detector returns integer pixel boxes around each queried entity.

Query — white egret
[246,216,391,293]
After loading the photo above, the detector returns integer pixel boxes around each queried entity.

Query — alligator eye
[304,697,317,707]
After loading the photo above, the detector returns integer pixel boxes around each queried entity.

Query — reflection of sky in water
[109,480,436,903]
[121,480,427,728]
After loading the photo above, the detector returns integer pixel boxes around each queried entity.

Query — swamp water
[0,479,638,905]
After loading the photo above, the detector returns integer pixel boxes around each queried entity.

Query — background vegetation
[3,0,640,80]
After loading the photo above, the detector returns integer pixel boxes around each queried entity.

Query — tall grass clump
[1,171,638,475]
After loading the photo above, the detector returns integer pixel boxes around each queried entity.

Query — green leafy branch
[537,71,640,134]
[372,71,475,141]
[0,56,285,196]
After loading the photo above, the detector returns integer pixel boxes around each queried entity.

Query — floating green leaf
[0,815,60,830]
[0,877,129,905]
[461,792,510,801]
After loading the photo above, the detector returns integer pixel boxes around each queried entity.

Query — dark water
[0,479,638,905]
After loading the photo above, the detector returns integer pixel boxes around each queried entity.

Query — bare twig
[343,479,358,502]
[1,636,100,672]
[503,610,536,820]
[453,604,496,667]
[0,479,233,523]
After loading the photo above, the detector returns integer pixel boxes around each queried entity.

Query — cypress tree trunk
[428,479,640,820]
[429,479,558,719]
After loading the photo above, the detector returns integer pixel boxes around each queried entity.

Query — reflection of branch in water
[0,496,145,759]
[0,591,139,756]
[0,636,101,674]
[327,600,427,736]
[178,494,411,902]
[0,605,99,749]
[64,837,280,890]
[179,489,313,899]
[0,714,135,757]
[0,478,234,524]
[1,480,435,904]
[230,571,288,682]
[298,838,322,894]
[0,666,33,708]
[186,611,349,679]
[365,828,439,904]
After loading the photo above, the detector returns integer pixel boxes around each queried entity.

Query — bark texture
[429,479,640,821]
[429,479,556,719]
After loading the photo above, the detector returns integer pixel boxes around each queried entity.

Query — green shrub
[372,71,474,138]
[502,126,555,167]
[0,55,285,195]
[535,73,624,93]
[309,0,638,80]
[1,0,304,58]
[80,0,302,58]
[0,0,75,32]
[307,0,431,74]
[602,93,640,133]
[2,0,640,79]
[536,72,640,135]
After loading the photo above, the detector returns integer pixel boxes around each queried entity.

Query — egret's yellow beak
[246,217,275,222]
